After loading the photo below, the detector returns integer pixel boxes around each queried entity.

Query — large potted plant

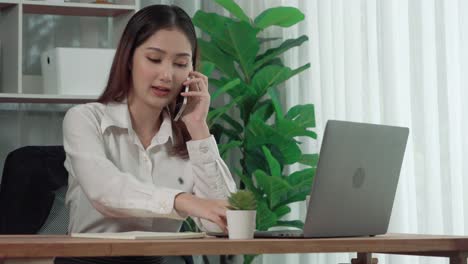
[194,0,317,232]
[192,0,318,262]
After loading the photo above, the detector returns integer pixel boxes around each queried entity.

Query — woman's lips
[151,86,170,97]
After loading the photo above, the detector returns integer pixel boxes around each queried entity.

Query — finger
[184,78,206,93]
[207,215,227,233]
[216,208,226,220]
[183,77,202,86]
[218,200,230,208]
[219,214,227,225]
[189,78,208,92]
[181,91,209,97]
[189,71,208,87]
[216,204,228,217]
[214,217,228,234]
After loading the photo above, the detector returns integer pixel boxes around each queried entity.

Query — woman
[56,4,236,264]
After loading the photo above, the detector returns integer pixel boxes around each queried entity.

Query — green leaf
[198,38,237,77]
[273,205,291,219]
[222,128,242,141]
[182,217,199,232]
[228,82,256,101]
[299,154,319,167]
[287,168,315,187]
[251,65,288,96]
[225,83,257,120]
[209,116,242,141]
[193,12,236,56]
[234,168,261,197]
[209,78,225,88]
[214,0,250,23]
[252,99,275,122]
[243,255,258,264]
[219,113,243,133]
[225,21,260,79]
[212,78,241,100]
[251,64,310,97]
[285,104,316,128]
[254,7,305,29]
[276,220,304,229]
[254,35,309,70]
[245,115,302,164]
[261,146,281,178]
[245,148,269,178]
[193,11,231,34]
[275,104,318,139]
[291,63,311,77]
[210,123,224,142]
[219,140,242,158]
[256,199,278,230]
[254,169,292,208]
[276,118,317,139]
[200,61,216,76]
[267,87,284,120]
[258,37,282,44]
[207,99,239,128]
[251,58,284,78]
[275,168,315,207]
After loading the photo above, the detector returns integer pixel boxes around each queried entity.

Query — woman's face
[129,28,193,110]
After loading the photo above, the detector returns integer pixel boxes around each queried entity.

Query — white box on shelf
[41,47,115,96]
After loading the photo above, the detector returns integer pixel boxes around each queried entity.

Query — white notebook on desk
[71,231,206,240]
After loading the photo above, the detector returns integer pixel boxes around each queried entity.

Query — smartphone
[173,80,190,121]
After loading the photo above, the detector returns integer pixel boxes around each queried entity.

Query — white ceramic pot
[226,210,256,239]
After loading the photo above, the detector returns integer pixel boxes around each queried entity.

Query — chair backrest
[0,146,69,234]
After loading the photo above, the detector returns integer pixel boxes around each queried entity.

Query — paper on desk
[71,231,206,240]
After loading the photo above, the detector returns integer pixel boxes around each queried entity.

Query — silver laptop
[254,120,409,238]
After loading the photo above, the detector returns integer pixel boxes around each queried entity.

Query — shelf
[1,1,137,102]
[0,0,18,9]
[22,1,135,17]
[0,93,97,103]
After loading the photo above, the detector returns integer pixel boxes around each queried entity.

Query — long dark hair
[98,5,198,158]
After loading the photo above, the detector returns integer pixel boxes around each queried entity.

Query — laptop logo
[352,167,365,188]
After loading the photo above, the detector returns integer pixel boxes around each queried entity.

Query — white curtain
[218,0,468,264]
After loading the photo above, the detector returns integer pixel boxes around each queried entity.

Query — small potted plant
[226,190,257,239]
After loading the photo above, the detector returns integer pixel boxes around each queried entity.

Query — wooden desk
[0,233,467,264]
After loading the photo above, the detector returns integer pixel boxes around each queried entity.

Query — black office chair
[0,146,194,264]
[0,146,69,235]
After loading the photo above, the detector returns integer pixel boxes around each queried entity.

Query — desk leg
[351,253,378,264]
[449,253,468,264]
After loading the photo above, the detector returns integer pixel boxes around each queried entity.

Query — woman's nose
[159,64,173,83]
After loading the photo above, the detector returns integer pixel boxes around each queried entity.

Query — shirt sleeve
[63,106,184,220]
[186,135,238,231]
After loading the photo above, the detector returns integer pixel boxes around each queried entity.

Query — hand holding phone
[173,78,190,121]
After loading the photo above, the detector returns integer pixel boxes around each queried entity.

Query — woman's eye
[147,58,161,63]
[175,63,188,68]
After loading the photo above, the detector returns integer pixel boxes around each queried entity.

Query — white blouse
[63,101,237,234]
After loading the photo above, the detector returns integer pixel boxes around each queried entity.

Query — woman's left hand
[180,71,211,140]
